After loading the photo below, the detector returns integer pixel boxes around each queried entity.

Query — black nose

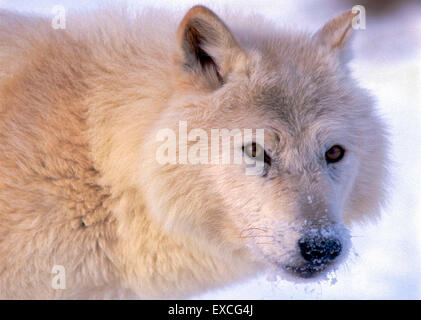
[298,236,342,265]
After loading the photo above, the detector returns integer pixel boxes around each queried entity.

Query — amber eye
[244,142,263,159]
[325,145,345,163]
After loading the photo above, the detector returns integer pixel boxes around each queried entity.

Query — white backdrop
[1,0,420,299]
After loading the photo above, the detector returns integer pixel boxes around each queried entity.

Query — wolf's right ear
[313,10,358,63]
[176,5,247,90]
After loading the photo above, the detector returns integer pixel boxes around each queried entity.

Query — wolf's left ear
[313,10,358,62]
[176,5,247,90]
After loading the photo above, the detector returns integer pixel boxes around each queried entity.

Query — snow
[2,0,420,299]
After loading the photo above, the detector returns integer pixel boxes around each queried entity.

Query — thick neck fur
[0,9,258,298]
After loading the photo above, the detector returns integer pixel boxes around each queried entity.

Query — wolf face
[141,6,389,281]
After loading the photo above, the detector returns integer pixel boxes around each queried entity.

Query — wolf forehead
[222,34,360,126]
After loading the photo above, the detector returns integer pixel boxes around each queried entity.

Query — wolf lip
[284,262,329,278]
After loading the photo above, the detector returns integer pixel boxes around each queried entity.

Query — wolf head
[141,6,389,280]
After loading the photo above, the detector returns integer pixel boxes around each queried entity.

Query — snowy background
[1,0,420,299]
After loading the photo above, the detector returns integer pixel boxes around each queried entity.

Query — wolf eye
[244,142,263,159]
[325,145,345,163]
[243,143,271,165]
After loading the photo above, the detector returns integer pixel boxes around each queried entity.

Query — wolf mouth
[284,262,331,279]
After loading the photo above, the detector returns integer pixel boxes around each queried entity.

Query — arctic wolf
[0,5,388,299]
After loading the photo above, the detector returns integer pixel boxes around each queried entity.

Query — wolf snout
[298,236,342,266]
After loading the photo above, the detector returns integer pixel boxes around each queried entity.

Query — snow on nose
[298,236,342,265]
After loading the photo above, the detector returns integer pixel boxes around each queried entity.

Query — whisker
[255,242,275,246]
[239,235,274,239]
[239,227,268,237]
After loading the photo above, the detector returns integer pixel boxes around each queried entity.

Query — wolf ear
[313,10,358,62]
[176,5,246,89]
